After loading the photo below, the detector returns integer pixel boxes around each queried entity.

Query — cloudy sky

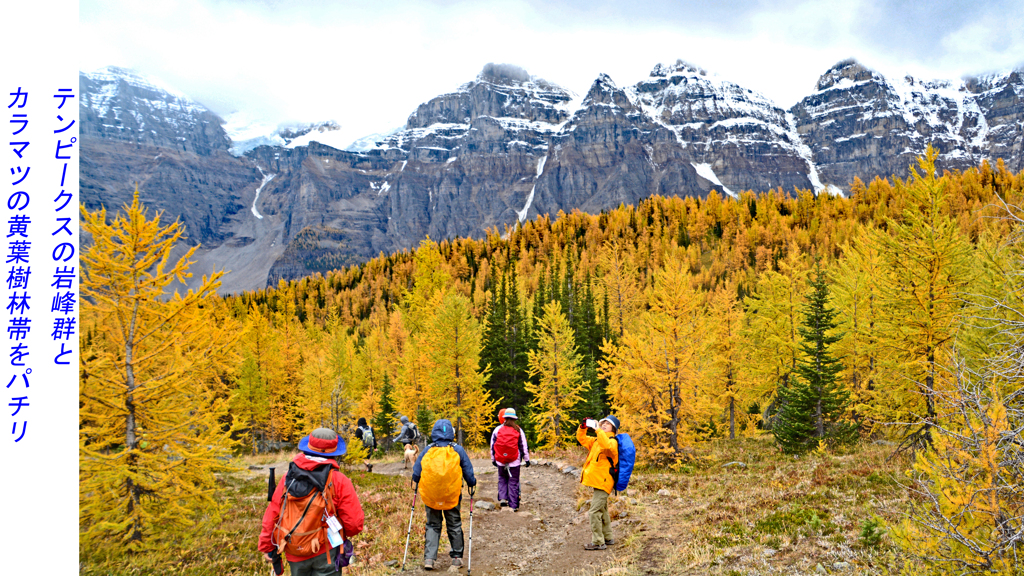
[81,0,1024,147]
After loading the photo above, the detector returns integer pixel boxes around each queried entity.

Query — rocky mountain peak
[814,59,878,91]
[406,63,573,129]
[583,73,633,110]
[963,67,1024,94]
[650,59,706,78]
[80,66,229,155]
[477,62,531,85]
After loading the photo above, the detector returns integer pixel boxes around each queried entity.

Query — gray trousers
[590,488,612,545]
[424,503,464,560]
[288,548,337,576]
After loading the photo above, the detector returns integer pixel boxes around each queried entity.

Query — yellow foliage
[601,264,710,462]
[890,384,1023,575]
[526,301,587,449]
[80,190,240,555]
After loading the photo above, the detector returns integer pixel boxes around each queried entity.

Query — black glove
[469,485,476,497]
[580,419,588,429]
[267,551,284,576]
[524,460,531,468]
[491,460,497,467]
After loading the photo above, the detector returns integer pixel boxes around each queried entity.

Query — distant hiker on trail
[412,419,477,571]
[489,407,530,511]
[354,417,376,453]
[394,414,420,445]
[259,427,365,575]
[577,415,620,551]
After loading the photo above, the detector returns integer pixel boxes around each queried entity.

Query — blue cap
[599,415,620,431]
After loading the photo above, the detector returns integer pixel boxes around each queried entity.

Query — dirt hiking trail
[373,458,633,576]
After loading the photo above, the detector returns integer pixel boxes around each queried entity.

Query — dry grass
[611,437,912,575]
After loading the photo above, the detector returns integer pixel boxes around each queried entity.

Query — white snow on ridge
[285,128,351,151]
[252,166,274,219]
[690,162,736,198]
[518,156,547,222]
[784,112,835,196]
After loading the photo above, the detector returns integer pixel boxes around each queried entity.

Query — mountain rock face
[80,61,1024,293]
[80,67,230,155]
[790,59,1023,187]
[80,67,255,251]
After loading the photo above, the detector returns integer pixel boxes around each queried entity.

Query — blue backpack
[611,433,636,492]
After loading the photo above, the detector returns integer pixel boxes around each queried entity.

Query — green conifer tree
[773,264,855,453]
[373,373,397,451]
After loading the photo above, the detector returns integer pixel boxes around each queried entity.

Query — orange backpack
[273,468,337,557]
[418,445,463,510]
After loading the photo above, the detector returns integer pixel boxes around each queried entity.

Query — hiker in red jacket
[259,428,365,575]
[489,407,530,511]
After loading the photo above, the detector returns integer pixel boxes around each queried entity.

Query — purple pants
[497,465,521,509]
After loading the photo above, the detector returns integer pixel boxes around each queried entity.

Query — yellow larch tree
[891,376,1023,575]
[868,147,976,448]
[832,236,887,429]
[268,301,304,441]
[740,245,809,425]
[599,239,642,337]
[424,291,497,446]
[300,322,338,431]
[601,264,709,461]
[707,283,751,439]
[526,301,587,449]
[231,304,275,453]
[79,191,239,556]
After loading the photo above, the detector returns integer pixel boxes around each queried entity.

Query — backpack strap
[281,487,321,544]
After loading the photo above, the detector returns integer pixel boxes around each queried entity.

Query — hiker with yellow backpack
[258,427,365,575]
[408,419,477,571]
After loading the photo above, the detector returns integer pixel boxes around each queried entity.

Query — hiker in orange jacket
[577,415,620,551]
[259,428,365,575]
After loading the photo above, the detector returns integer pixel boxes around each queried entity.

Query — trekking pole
[467,486,475,575]
[400,485,418,571]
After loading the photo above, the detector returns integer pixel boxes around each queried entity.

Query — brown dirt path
[373,458,631,576]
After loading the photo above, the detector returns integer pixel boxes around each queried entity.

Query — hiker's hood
[293,452,340,471]
[400,415,410,425]
[430,419,456,442]
[357,417,368,427]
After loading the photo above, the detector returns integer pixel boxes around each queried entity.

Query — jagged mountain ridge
[79,60,1024,293]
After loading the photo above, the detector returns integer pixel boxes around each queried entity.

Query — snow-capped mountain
[80,60,1024,294]
[80,66,230,155]
[791,59,1023,190]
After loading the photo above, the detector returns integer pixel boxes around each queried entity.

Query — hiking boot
[584,543,607,550]
[451,558,463,568]
[423,558,434,570]
[498,499,508,509]
[605,539,615,545]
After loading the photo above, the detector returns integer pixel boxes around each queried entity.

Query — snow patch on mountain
[691,162,735,198]
[518,155,547,222]
[252,166,274,219]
